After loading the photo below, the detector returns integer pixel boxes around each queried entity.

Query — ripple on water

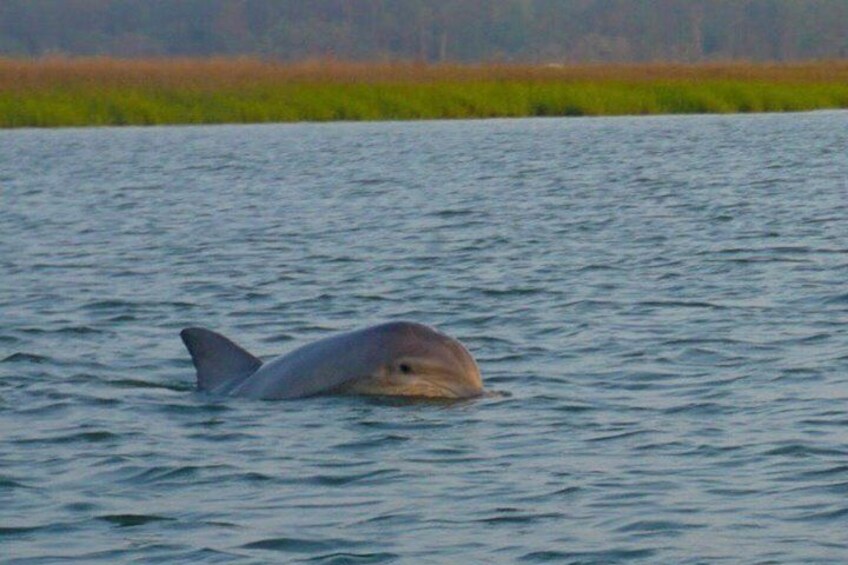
[12,431,120,446]
[299,551,400,564]
[240,537,366,553]
[0,477,32,491]
[519,548,657,563]
[2,352,51,364]
[97,514,175,528]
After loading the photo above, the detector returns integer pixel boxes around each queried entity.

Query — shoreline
[3,58,847,128]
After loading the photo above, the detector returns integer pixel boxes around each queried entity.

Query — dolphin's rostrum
[180,321,483,400]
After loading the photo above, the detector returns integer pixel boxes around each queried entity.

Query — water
[2,112,847,564]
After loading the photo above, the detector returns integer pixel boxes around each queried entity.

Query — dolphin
[180,321,483,400]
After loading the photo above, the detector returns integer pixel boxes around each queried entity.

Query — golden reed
[2,57,847,127]
[3,57,848,87]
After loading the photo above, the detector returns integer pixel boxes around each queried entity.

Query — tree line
[2,0,847,62]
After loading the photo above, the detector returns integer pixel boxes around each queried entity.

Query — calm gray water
[2,112,848,564]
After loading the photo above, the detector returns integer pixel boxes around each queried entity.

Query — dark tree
[1,0,846,61]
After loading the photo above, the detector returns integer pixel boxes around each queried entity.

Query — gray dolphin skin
[180,321,484,400]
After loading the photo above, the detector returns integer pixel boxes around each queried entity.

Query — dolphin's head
[342,322,483,399]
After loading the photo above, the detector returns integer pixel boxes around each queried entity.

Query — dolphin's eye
[399,363,412,375]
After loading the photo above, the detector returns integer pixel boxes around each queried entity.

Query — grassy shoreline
[2,58,848,127]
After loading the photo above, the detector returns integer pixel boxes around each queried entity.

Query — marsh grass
[2,58,847,127]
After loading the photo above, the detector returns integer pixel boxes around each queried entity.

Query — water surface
[2,112,848,563]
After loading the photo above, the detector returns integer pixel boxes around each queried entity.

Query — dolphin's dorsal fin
[180,327,262,392]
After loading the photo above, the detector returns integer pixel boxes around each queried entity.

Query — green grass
[2,62,848,128]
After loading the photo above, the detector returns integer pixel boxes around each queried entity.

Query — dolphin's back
[229,327,386,399]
